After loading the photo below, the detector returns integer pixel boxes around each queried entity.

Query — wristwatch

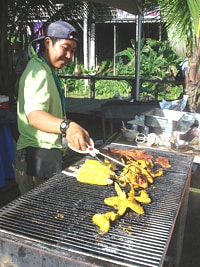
[60,119,71,136]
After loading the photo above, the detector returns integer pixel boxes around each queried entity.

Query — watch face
[60,120,71,135]
[61,122,67,129]
[60,121,67,134]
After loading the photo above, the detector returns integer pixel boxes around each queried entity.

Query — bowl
[171,140,188,151]
[121,128,139,141]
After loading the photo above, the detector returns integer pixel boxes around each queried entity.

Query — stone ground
[0,116,200,266]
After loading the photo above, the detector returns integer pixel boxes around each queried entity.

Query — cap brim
[33,36,45,42]
[33,34,78,43]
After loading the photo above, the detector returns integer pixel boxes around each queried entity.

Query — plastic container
[144,108,183,129]
[0,95,9,109]
[0,125,15,188]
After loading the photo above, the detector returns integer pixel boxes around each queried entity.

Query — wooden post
[90,75,95,99]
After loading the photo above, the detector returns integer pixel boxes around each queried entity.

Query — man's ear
[44,37,52,49]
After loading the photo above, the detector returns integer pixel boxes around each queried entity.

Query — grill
[0,143,193,267]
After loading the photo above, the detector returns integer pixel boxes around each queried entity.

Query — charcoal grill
[0,143,193,267]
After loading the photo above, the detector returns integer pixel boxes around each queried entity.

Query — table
[0,124,15,187]
[113,132,200,164]
[101,100,160,140]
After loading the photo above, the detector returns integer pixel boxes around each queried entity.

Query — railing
[58,74,183,100]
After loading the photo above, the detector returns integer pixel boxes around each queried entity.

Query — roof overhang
[89,0,142,15]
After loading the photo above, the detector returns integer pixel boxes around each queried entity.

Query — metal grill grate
[0,144,193,267]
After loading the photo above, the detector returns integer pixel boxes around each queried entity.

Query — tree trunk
[184,37,200,112]
[185,78,200,112]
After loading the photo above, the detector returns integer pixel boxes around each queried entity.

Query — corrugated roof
[90,0,142,15]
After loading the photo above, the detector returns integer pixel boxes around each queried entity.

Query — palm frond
[158,0,195,54]
[187,0,200,35]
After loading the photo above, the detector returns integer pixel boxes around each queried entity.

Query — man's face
[44,38,77,69]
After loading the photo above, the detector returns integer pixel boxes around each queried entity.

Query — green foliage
[158,0,195,55]
[95,80,131,98]
[115,38,183,100]
[116,41,135,63]
[58,62,76,76]
[58,62,76,96]
[115,39,136,75]
[97,60,114,74]
[116,38,183,77]
[63,38,184,100]
[187,0,200,36]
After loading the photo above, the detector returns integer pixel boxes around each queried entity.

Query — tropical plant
[116,38,182,75]
[2,0,198,106]
[115,38,183,100]
[155,0,200,111]
[0,0,92,96]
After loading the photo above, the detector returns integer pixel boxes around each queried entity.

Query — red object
[0,95,9,109]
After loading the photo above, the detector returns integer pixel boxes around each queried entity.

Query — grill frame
[0,143,193,267]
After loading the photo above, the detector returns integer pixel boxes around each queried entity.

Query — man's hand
[65,121,91,151]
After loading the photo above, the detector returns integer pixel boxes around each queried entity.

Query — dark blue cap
[34,21,78,42]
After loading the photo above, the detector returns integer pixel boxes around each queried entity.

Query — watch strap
[60,119,71,135]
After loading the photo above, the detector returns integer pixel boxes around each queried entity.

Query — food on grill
[106,148,170,172]
[90,149,170,233]
[93,182,145,233]
[92,211,119,233]
[73,148,171,234]
[107,147,154,160]
[134,190,151,204]
[155,156,171,168]
[117,158,163,187]
[117,167,148,188]
[54,212,65,219]
[103,158,118,171]
[77,159,115,185]
[104,182,144,216]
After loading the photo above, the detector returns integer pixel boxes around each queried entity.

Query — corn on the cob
[77,159,115,185]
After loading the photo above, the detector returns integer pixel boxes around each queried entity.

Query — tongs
[68,139,126,168]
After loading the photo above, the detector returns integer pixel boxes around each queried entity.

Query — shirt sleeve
[23,62,52,116]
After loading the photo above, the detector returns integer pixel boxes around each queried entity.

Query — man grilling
[14,21,92,194]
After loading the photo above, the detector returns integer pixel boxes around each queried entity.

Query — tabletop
[115,132,199,163]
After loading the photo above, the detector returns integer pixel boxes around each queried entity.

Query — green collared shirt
[17,56,63,150]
